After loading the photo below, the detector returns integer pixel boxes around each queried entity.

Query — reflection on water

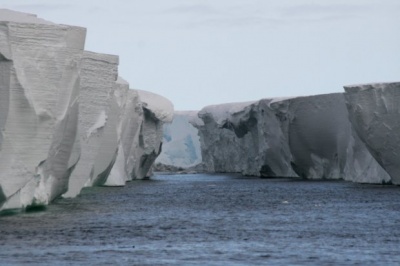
[1,174,400,265]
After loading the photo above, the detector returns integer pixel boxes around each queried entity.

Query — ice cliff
[196,93,390,183]
[63,51,119,197]
[270,93,389,183]
[195,101,295,177]
[0,9,86,210]
[131,90,174,179]
[156,111,202,169]
[0,10,174,211]
[344,82,400,184]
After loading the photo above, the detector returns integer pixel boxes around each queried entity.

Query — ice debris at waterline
[0,9,173,211]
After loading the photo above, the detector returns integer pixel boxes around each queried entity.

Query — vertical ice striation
[0,9,86,210]
[63,51,119,197]
[105,79,143,186]
[344,82,400,184]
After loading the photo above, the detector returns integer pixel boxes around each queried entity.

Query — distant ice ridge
[156,111,202,168]
[195,93,390,183]
[0,9,174,211]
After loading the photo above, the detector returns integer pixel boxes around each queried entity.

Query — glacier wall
[344,82,400,184]
[63,51,119,197]
[196,93,390,183]
[0,10,86,210]
[270,93,390,183]
[195,100,295,177]
[156,111,202,168]
[0,9,174,211]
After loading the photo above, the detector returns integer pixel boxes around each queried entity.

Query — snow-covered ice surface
[344,82,400,184]
[156,111,202,168]
[0,9,86,210]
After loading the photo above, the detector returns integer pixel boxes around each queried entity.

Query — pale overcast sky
[2,0,400,110]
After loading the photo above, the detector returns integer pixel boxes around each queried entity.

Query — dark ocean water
[1,173,400,265]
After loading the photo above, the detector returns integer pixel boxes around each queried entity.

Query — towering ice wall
[64,51,119,197]
[270,93,389,183]
[105,85,174,184]
[0,9,86,210]
[344,82,400,184]
[196,93,390,183]
[0,9,175,211]
[156,111,202,168]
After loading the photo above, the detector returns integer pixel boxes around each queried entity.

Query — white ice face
[0,9,86,210]
[0,10,175,211]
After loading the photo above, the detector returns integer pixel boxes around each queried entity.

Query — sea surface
[1,174,400,265]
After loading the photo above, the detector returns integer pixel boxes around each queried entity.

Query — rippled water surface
[1,174,400,265]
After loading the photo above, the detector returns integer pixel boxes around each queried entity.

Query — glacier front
[195,93,390,183]
[0,9,175,211]
[0,9,86,210]
[344,82,400,184]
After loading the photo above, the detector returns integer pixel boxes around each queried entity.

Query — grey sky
[2,0,400,110]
